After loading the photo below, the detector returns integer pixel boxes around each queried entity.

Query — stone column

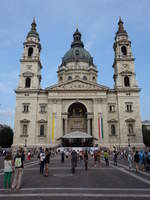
[65,117,68,134]
[87,118,91,135]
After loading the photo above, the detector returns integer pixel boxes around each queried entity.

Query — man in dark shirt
[44,148,50,176]
[71,150,77,173]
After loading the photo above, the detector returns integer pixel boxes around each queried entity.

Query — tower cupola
[71,28,84,48]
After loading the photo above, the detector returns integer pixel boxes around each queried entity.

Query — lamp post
[128,137,131,151]
[25,139,27,147]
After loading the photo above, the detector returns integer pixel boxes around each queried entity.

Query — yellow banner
[52,114,55,141]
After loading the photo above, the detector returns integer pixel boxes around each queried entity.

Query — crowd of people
[1,146,150,190]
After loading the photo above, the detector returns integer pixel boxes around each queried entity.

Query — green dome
[62,28,93,64]
[63,47,93,63]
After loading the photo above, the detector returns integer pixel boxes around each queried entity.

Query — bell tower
[18,18,42,90]
[113,17,138,89]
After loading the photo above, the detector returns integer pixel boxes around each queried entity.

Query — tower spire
[26,18,39,40]
[116,17,127,36]
[31,17,36,31]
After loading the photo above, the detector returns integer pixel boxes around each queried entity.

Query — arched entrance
[68,102,87,133]
[61,102,93,147]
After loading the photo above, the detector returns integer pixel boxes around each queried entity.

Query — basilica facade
[13,18,143,149]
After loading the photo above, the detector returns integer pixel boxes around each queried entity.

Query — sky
[0,0,150,128]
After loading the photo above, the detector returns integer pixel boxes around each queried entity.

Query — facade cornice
[15,89,47,94]
[114,87,141,92]
[20,58,42,68]
[45,78,109,91]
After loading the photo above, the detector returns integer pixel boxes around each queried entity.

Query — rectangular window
[40,105,47,113]
[23,104,29,113]
[126,104,133,112]
[108,104,115,112]
[22,124,28,136]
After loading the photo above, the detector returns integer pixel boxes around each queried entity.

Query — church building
[13,18,143,149]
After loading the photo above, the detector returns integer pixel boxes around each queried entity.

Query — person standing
[40,149,45,174]
[44,148,50,176]
[104,150,109,166]
[84,150,89,170]
[134,151,139,172]
[71,150,77,173]
[3,152,13,189]
[12,148,24,190]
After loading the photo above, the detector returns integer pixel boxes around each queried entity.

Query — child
[3,152,13,189]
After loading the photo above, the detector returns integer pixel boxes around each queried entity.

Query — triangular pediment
[120,70,134,75]
[46,78,109,91]
[23,71,33,77]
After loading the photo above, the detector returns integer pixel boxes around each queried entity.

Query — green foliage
[0,126,14,148]
[142,125,150,147]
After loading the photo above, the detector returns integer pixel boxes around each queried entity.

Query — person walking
[93,150,97,167]
[61,151,65,163]
[139,150,145,171]
[27,151,31,161]
[104,150,109,166]
[84,150,89,170]
[3,152,13,189]
[44,148,50,176]
[134,151,139,172]
[113,150,118,166]
[71,150,77,173]
[79,151,83,165]
[128,151,133,170]
[12,148,24,190]
[39,149,45,175]
[97,150,101,167]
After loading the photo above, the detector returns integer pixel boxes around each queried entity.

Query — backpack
[15,157,22,168]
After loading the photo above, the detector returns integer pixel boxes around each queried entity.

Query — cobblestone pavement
[0,154,150,200]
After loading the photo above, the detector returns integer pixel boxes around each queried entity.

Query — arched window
[68,76,72,80]
[59,76,63,81]
[93,76,95,81]
[25,77,31,88]
[83,76,87,80]
[124,76,130,87]
[128,124,133,135]
[111,124,116,135]
[75,49,79,55]
[121,46,127,56]
[28,47,33,57]
[40,125,44,136]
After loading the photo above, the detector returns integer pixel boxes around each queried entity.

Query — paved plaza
[0,154,150,199]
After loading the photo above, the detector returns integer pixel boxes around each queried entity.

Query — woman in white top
[4,153,13,189]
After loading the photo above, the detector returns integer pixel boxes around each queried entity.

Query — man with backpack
[12,148,25,190]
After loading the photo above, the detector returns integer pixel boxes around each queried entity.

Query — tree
[142,125,150,147]
[0,126,14,148]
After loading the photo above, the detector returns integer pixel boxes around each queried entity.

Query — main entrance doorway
[68,102,87,133]
[61,102,93,147]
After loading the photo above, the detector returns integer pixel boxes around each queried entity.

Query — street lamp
[128,137,131,152]
[25,139,27,147]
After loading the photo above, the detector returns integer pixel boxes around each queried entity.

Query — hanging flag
[98,116,104,139]
[52,114,56,142]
